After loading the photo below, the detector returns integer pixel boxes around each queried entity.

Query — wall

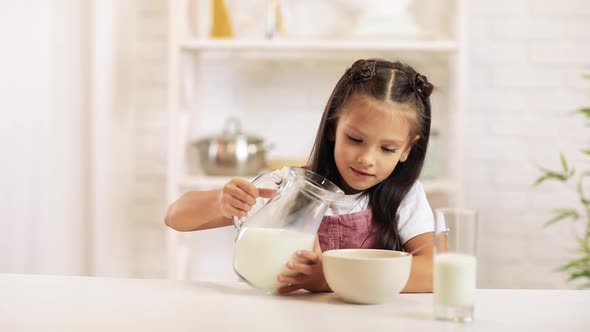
[130,0,590,288]
[467,0,590,288]
[0,0,145,277]
[130,0,170,278]
[0,0,91,276]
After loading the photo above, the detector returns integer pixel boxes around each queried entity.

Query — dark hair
[308,59,434,251]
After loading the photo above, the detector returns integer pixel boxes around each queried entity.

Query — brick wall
[467,0,590,289]
[130,0,169,278]
[130,0,590,288]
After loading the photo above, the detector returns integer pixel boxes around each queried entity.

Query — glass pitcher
[232,167,344,292]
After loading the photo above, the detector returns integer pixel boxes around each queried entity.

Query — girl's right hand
[218,177,276,219]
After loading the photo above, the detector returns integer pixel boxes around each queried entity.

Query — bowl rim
[322,249,410,261]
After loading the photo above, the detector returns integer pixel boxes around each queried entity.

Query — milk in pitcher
[233,227,316,292]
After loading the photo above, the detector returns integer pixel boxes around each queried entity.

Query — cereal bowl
[322,249,412,304]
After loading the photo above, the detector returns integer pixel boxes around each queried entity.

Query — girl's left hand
[276,250,330,294]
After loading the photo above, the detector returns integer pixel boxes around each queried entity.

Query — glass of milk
[433,208,478,323]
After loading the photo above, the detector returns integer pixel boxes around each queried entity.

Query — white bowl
[322,249,412,304]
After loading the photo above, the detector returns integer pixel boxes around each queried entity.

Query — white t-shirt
[269,167,435,245]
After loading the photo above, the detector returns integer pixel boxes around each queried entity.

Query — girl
[165,59,436,294]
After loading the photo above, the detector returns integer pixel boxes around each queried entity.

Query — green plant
[534,74,590,288]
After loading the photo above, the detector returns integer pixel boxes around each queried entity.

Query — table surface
[1,273,589,332]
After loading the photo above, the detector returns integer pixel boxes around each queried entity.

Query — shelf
[179,174,456,194]
[180,39,458,53]
[178,174,237,190]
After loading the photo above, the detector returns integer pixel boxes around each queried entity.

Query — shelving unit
[180,38,458,52]
[166,0,467,280]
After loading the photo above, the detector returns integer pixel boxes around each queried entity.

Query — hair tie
[347,59,376,82]
[411,73,433,99]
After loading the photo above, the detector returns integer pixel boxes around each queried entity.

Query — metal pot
[190,117,272,176]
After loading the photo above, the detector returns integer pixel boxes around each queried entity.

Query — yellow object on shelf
[273,0,287,37]
[209,0,233,39]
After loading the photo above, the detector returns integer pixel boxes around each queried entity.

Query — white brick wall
[129,0,590,289]
[129,0,169,279]
[467,0,590,289]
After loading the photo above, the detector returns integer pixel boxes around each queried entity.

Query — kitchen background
[1,0,588,289]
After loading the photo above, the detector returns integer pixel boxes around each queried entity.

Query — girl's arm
[165,177,276,232]
[401,232,435,293]
[164,189,232,231]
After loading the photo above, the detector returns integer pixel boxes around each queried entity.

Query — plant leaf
[544,209,579,227]
[568,270,590,282]
[577,237,590,253]
[582,149,590,156]
[534,168,571,185]
[578,171,590,207]
[534,174,553,185]
[578,108,590,118]
[560,153,569,172]
[558,257,590,271]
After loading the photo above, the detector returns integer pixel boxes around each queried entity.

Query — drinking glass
[433,208,478,323]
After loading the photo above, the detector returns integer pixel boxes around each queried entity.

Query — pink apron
[317,210,378,252]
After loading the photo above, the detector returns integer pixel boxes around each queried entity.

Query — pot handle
[232,170,285,230]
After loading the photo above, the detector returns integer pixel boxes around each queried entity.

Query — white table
[1,273,588,331]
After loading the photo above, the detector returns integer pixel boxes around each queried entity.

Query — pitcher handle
[232,170,285,230]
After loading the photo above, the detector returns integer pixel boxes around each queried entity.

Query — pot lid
[199,117,263,143]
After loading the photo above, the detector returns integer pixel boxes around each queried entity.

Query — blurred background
[0,0,588,289]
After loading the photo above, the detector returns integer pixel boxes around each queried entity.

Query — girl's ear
[400,150,410,162]
[400,135,420,163]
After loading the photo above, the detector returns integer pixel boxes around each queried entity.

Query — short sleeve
[396,181,435,245]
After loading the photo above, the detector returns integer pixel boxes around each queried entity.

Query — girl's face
[332,94,417,194]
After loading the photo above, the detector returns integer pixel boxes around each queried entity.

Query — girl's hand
[276,250,330,294]
[218,177,276,219]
